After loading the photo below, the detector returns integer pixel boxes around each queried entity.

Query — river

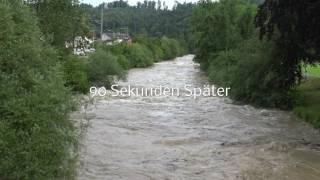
[75,55,320,180]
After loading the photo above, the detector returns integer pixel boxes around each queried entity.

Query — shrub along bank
[294,77,320,128]
[294,66,320,128]
[191,0,292,108]
[0,2,75,179]
[67,36,186,90]
[192,0,320,128]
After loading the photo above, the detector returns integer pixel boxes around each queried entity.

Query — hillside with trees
[81,0,195,50]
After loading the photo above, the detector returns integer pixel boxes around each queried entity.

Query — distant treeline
[80,0,195,51]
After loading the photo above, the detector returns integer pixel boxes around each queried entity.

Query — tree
[27,0,89,50]
[192,0,254,69]
[81,0,194,50]
[192,0,297,108]
[0,1,74,178]
[256,0,320,87]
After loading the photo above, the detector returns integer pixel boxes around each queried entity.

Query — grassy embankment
[294,65,320,128]
[305,65,320,77]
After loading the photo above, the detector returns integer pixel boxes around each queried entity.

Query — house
[101,33,112,42]
[65,36,95,56]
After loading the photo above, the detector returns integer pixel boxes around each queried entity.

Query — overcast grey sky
[81,0,199,9]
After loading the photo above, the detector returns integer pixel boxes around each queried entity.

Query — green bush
[169,38,182,57]
[208,50,237,86]
[124,43,154,68]
[87,36,184,89]
[161,37,175,60]
[192,0,296,108]
[117,55,130,70]
[101,36,184,66]
[102,43,126,56]
[0,2,75,179]
[192,0,254,70]
[134,36,165,62]
[87,49,125,87]
[208,38,294,108]
[153,45,165,62]
[63,55,89,93]
[293,77,320,128]
[102,44,131,70]
[232,38,295,108]
[160,37,184,60]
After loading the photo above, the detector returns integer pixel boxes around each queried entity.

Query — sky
[81,0,199,9]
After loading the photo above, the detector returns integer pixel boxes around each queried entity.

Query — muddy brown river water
[76,55,320,180]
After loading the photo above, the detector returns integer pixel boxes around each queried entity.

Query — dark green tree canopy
[26,0,89,49]
[256,0,320,64]
[83,0,194,45]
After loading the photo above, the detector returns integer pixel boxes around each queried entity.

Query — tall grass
[294,77,320,128]
[305,64,320,77]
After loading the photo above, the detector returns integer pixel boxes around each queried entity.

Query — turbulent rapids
[75,55,320,180]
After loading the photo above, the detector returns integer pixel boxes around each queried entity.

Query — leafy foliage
[87,36,185,87]
[82,0,194,51]
[26,0,89,49]
[294,77,320,128]
[192,0,256,70]
[117,54,130,70]
[206,38,286,107]
[0,1,75,179]
[192,0,296,108]
[63,55,89,93]
[87,49,125,87]
[134,36,165,62]
[124,43,154,68]
[160,37,184,60]
[0,0,189,178]
[255,0,320,89]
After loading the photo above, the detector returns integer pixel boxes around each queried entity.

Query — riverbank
[74,54,189,178]
[65,36,187,93]
[294,76,320,128]
[76,55,320,180]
